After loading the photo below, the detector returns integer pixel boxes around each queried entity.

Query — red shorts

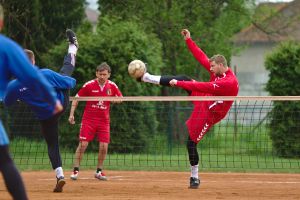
[186,108,221,144]
[79,119,110,143]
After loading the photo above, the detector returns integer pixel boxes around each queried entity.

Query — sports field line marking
[38,177,300,184]
[38,176,125,181]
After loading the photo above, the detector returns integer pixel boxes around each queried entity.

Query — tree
[98,0,251,84]
[265,41,300,157]
[1,0,85,64]
[42,16,164,152]
[98,0,252,143]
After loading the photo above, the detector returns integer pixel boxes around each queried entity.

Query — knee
[78,141,88,151]
[186,138,196,150]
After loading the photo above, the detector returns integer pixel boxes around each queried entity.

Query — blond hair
[210,54,228,67]
[24,49,35,64]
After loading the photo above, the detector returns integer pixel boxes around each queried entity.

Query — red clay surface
[1,171,300,200]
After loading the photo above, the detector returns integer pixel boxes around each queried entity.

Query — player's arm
[112,84,123,104]
[68,94,79,125]
[41,69,76,89]
[181,29,211,72]
[3,80,20,106]
[5,39,59,111]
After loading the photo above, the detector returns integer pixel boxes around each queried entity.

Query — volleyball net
[1,96,300,172]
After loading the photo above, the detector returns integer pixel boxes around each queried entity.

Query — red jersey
[77,79,122,122]
[176,38,239,142]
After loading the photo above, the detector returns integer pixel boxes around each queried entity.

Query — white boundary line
[38,177,300,184]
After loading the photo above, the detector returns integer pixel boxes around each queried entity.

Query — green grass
[10,133,300,173]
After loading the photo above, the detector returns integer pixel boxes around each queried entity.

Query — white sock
[55,167,64,178]
[68,44,78,55]
[142,72,161,84]
[190,165,199,179]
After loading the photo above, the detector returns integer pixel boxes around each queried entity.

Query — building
[85,7,99,31]
[231,0,300,96]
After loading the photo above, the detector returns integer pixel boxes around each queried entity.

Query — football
[128,60,146,78]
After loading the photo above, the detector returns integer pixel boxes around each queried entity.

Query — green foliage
[97,0,252,145]
[43,17,164,152]
[99,0,252,85]
[1,0,85,64]
[265,41,300,157]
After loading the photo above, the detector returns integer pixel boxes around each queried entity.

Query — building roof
[233,0,300,44]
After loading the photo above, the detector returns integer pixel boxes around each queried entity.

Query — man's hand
[53,100,63,115]
[68,115,75,125]
[181,29,191,40]
[169,79,178,87]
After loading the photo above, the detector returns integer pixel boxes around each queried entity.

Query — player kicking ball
[4,29,79,192]
[136,29,239,189]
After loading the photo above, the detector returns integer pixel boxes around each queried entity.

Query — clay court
[1,170,300,199]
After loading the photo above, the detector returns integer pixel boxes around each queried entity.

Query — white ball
[128,60,146,78]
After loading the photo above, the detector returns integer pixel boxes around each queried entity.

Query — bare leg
[73,141,89,167]
[97,142,108,169]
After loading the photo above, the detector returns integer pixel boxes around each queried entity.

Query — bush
[265,41,300,157]
[42,17,164,153]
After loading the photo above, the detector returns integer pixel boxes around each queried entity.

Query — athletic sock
[190,164,199,179]
[55,167,64,178]
[68,44,78,55]
[142,72,161,84]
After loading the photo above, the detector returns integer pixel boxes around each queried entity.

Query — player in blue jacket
[0,4,62,200]
[4,29,79,193]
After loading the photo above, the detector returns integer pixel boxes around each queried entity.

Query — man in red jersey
[139,29,239,189]
[68,62,122,181]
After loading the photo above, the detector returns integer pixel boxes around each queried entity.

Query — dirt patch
[1,171,300,200]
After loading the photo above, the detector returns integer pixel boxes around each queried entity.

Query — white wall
[231,43,276,96]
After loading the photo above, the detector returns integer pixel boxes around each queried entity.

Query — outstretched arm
[181,29,211,72]
[5,39,58,108]
[41,69,76,90]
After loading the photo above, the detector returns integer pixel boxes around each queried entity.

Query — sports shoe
[189,177,200,189]
[53,176,66,192]
[70,170,79,180]
[66,29,79,48]
[94,171,107,181]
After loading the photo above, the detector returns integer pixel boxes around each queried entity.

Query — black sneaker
[189,177,200,189]
[53,176,66,192]
[66,29,79,48]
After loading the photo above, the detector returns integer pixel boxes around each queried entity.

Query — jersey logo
[213,83,219,89]
[106,89,111,95]
[91,101,107,110]
[92,90,99,93]
[19,87,28,92]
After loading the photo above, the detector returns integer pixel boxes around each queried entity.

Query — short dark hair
[96,62,111,73]
[24,49,35,62]
[210,54,228,67]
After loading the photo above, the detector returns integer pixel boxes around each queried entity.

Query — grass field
[10,133,300,173]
